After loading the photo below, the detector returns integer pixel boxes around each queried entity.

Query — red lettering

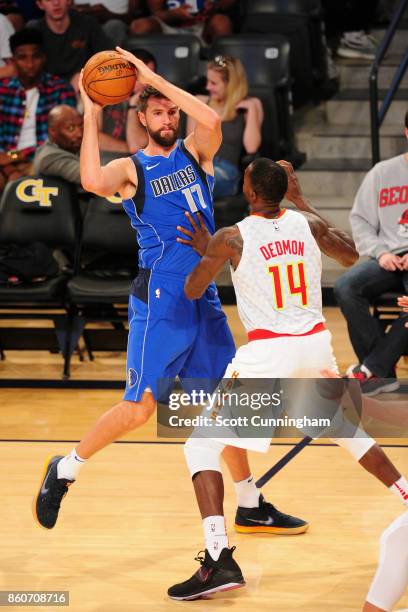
[275,241,283,256]
[291,241,298,254]
[282,240,291,254]
[389,187,400,205]
[268,242,276,258]
[379,188,389,207]
[260,245,270,261]
[399,186,408,204]
[298,241,304,256]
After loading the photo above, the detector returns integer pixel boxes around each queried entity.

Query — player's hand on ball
[78,70,103,115]
[115,46,153,86]
[177,211,211,256]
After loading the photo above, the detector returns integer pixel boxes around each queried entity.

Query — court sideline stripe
[0,439,407,448]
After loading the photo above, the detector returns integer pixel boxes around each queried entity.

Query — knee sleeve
[331,433,376,460]
[366,513,408,611]
[184,437,225,478]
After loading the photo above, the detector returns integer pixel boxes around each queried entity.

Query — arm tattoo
[225,233,243,255]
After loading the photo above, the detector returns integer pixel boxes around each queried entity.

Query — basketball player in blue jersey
[33,48,307,551]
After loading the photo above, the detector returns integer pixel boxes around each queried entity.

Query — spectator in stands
[334,111,408,396]
[98,47,156,159]
[32,104,82,183]
[0,12,16,78]
[72,0,140,46]
[129,0,236,43]
[322,0,381,60]
[186,54,263,199]
[0,28,76,190]
[0,0,24,30]
[31,0,111,91]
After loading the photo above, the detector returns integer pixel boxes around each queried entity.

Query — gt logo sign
[16,178,58,207]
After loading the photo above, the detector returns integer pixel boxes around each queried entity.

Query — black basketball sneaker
[168,547,245,600]
[33,455,74,529]
[235,495,308,534]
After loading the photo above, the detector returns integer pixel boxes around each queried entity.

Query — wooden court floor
[0,306,407,611]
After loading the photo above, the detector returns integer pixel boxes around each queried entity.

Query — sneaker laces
[260,500,288,521]
[48,479,72,510]
[194,546,236,566]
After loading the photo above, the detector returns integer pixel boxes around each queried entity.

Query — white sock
[203,515,228,561]
[57,448,86,481]
[390,476,408,506]
[361,363,373,377]
[234,475,261,508]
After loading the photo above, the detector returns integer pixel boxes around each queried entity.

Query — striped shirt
[0,72,76,158]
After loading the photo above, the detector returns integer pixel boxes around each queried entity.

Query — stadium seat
[210,35,298,161]
[65,195,138,377]
[0,176,80,373]
[372,292,408,356]
[241,0,331,108]
[123,34,201,88]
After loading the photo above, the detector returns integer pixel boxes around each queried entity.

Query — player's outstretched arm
[115,47,221,164]
[278,160,359,267]
[184,225,243,299]
[79,71,137,198]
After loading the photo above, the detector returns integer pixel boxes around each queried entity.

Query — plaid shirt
[0,72,76,159]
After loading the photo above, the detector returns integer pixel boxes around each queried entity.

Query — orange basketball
[82,50,138,106]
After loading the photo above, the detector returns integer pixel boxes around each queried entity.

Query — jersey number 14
[267,262,308,309]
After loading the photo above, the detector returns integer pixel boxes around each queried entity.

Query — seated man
[0,28,76,191]
[130,0,236,43]
[32,104,82,184]
[334,111,408,396]
[30,0,111,91]
[72,0,141,46]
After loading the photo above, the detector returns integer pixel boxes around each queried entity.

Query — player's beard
[147,124,179,147]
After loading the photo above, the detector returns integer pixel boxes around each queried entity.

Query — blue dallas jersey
[122,139,215,276]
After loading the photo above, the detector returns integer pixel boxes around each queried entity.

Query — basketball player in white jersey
[167,158,408,600]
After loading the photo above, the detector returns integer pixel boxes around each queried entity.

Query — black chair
[0,176,80,372]
[241,0,331,108]
[123,34,201,88]
[65,195,138,377]
[372,292,408,357]
[210,35,299,161]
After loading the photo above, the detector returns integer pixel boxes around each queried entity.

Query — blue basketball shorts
[123,268,236,403]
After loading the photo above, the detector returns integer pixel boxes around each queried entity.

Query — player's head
[36,0,71,22]
[243,158,288,212]
[207,55,248,121]
[10,28,45,85]
[137,86,180,148]
[48,105,83,154]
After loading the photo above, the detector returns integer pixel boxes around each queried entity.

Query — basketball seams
[83,50,137,106]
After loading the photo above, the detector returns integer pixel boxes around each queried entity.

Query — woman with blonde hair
[187,55,263,198]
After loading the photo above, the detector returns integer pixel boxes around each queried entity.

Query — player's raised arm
[115,47,222,164]
[278,160,359,267]
[79,71,137,198]
[184,225,242,299]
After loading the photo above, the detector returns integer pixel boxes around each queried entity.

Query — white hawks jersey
[231,209,325,335]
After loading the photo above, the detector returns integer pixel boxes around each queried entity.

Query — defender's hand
[277,159,305,208]
[177,211,211,256]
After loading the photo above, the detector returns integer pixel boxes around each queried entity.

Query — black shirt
[31,12,111,80]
